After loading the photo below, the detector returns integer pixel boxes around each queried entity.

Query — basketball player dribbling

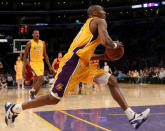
[22,30,53,99]
[5,5,150,129]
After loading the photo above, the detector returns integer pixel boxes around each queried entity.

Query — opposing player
[14,56,24,89]
[23,30,53,99]
[24,58,33,85]
[52,52,62,76]
[5,5,150,129]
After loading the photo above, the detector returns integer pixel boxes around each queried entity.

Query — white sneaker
[29,90,35,100]
[5,102,18,127]
[129,108,150,129]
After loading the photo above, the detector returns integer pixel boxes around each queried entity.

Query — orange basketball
[105,47,124,61]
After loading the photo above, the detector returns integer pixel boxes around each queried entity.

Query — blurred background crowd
[0,0,165,88]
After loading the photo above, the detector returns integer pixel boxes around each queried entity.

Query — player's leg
[5,94,60,126]
[23,94,60,110]
[5,73,59,127]
[29,76,43,99]
[108,75,128,110]
[93,73,150,129]
[29,78,36,100]
[21,78,24,89]
[32,76,44,95]
[17,79,20,89]
[29,61,44,99]
[5,53,80,127]
[5,70,78,127]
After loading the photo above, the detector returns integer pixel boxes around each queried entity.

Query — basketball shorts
[50,53,111,100]
[30,61,44,77]
[16,72,23,80]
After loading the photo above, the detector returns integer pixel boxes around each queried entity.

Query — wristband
[113,42,117,48]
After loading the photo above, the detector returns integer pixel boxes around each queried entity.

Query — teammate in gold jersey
[22,30,53,99]
[14,56,24,89]
[5,5,150,129]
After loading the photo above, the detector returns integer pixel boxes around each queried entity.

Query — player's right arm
[14,64,19,75]
[22,42,31,77]
[14,64,16,72]
[97,18,123,48]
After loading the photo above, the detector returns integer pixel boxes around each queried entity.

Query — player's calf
[108,75,150,129]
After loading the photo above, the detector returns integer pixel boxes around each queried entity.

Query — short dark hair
[87,5,103,17]
[32,30,39,34]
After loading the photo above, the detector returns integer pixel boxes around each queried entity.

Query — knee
[48,94,60,105]
[108,75,118,87]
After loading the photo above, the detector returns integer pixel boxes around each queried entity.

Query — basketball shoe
[130,108,150,129]
[29,90,35,100]
[5,102,18,127]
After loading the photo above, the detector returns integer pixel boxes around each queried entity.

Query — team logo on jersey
[34,46,42,49]
[56,83,63,91]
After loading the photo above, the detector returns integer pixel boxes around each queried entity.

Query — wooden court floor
[0,84,165,131]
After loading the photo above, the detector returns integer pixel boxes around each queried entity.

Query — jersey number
[36,50,40,55]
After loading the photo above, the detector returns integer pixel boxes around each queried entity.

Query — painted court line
[78,112,165,116]
[56,109,112,131]
[32,112,61,131]
[107,112,165,116]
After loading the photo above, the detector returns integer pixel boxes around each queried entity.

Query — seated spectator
[143,68,150,83]
[159,67,165,79]
[0,76,7,89]
[159,67,165,83]
[6,73,13,86]
[127,70,134,83]
[117,71,125,80]
[133,70,139,77]
[137,69,145,83]
[139,69,144,76]
[132,70,139,83]
[152,67,160,78]
[151,67,160,83]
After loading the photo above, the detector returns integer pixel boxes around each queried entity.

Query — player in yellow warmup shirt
[22,30,53,99]
[5,5,150,129]
[14,56,24,89]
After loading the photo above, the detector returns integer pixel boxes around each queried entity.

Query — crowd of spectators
[114,67,165,84]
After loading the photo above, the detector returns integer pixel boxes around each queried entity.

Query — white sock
[31,88,35,92]
[12,104,22,113]
[125,107,135,120]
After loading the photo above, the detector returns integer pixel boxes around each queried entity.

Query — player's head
[0,61,3,69]
[17,56,21,61]
[104,61,107,66]
[32,30,40,40]
[87,5,106,19]
[58,52,62,58]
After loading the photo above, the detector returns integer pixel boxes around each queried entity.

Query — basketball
[105,47,124,61]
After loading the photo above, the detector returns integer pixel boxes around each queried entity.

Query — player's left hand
[113,40,124,48]
[49,66,54,74]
